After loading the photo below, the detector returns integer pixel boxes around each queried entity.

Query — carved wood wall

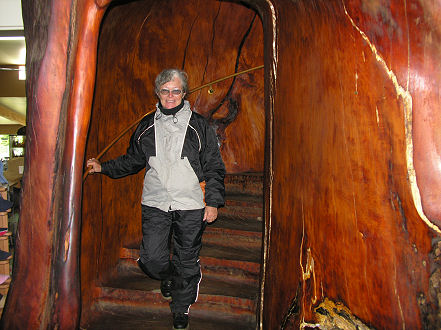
[2,0,441,329]
[264,1,441,328]
[81,0,264,324]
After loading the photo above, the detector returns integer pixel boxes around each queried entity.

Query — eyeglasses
[159,89,183,96]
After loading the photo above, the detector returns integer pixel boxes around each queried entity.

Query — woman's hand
[87,158,102,174]
[203,206,218,223]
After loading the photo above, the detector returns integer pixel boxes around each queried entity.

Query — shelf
[0,234,10,252]
[0,278,11,296]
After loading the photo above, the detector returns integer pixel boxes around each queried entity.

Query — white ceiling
[0,0,26,126]
[0,0,23,31]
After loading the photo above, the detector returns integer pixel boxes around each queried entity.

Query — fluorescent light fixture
[19,46,26,63]
[0,36,24,41]
[18,66,25,80]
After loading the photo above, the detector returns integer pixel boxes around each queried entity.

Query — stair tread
[122,240,261,265]
[84,308,255,330]
[101,272,258,300]
[93,172,264,330]
[220,194,263,220]
[200,243,261,263]
[224,172,263,197]
[124,217,263,257]
[209,215,263,233]
[203,227,261,251]
[118,256,260,289]
[226,171,263,177]
[224,192,263,203]
[123,215,262,251]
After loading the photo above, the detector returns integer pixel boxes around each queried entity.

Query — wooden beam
[0,103,25,125]
[0,70,26,97]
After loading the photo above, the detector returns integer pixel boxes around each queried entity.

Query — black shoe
[160,278,173,299]
[173,312,189,330]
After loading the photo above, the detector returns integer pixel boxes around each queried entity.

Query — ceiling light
[0,36,24,41]
[19,47,26,63]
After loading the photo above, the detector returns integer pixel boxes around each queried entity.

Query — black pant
[139,205,206,313]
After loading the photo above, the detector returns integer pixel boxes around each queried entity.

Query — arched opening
[81,0,268,328]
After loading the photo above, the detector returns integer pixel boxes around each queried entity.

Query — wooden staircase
[84,173,263,329]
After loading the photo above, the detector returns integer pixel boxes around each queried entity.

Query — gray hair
[155,68,188,95]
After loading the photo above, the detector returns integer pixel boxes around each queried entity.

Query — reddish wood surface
[81,0,264,325]
[1,0,106,328]
[3,0,441,329]
[262,0,441,329]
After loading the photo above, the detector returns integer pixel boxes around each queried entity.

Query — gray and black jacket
[101,105,226,209]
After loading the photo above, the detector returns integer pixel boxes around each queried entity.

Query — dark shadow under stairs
[82,173,263,330]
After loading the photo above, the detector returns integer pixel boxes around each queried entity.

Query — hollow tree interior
[1,0,441,329]
[81,0,265,328]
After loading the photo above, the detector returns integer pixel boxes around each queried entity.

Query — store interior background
[0,0,27,291]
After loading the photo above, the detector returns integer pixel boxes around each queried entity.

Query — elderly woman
[87,68,225,330]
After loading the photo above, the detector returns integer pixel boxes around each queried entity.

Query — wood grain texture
[4,0,441,329]
[80,0,264,324]
[0,0,71,328]
[1,0,106,328]
[262,0,440,328]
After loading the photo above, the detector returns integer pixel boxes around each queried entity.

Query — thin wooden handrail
[188,65,264,94]
[83,65,264,181]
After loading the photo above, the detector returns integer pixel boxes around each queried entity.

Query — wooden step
[220,193,263,220]
[99,271,258,303]
[88,172,265,330]
[204,215,262,250]
[199,256,260,286]
[85,305,256,330]
[93,268,257,328]
[210,215,263,232]
[200,243,261,264]
[119,247,260,286]
[224,172,263,196]
[203,226,261,249]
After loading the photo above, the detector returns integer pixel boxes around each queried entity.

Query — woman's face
[158,76,186,109]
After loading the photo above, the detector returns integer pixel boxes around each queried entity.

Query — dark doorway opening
[81,0,267,329]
